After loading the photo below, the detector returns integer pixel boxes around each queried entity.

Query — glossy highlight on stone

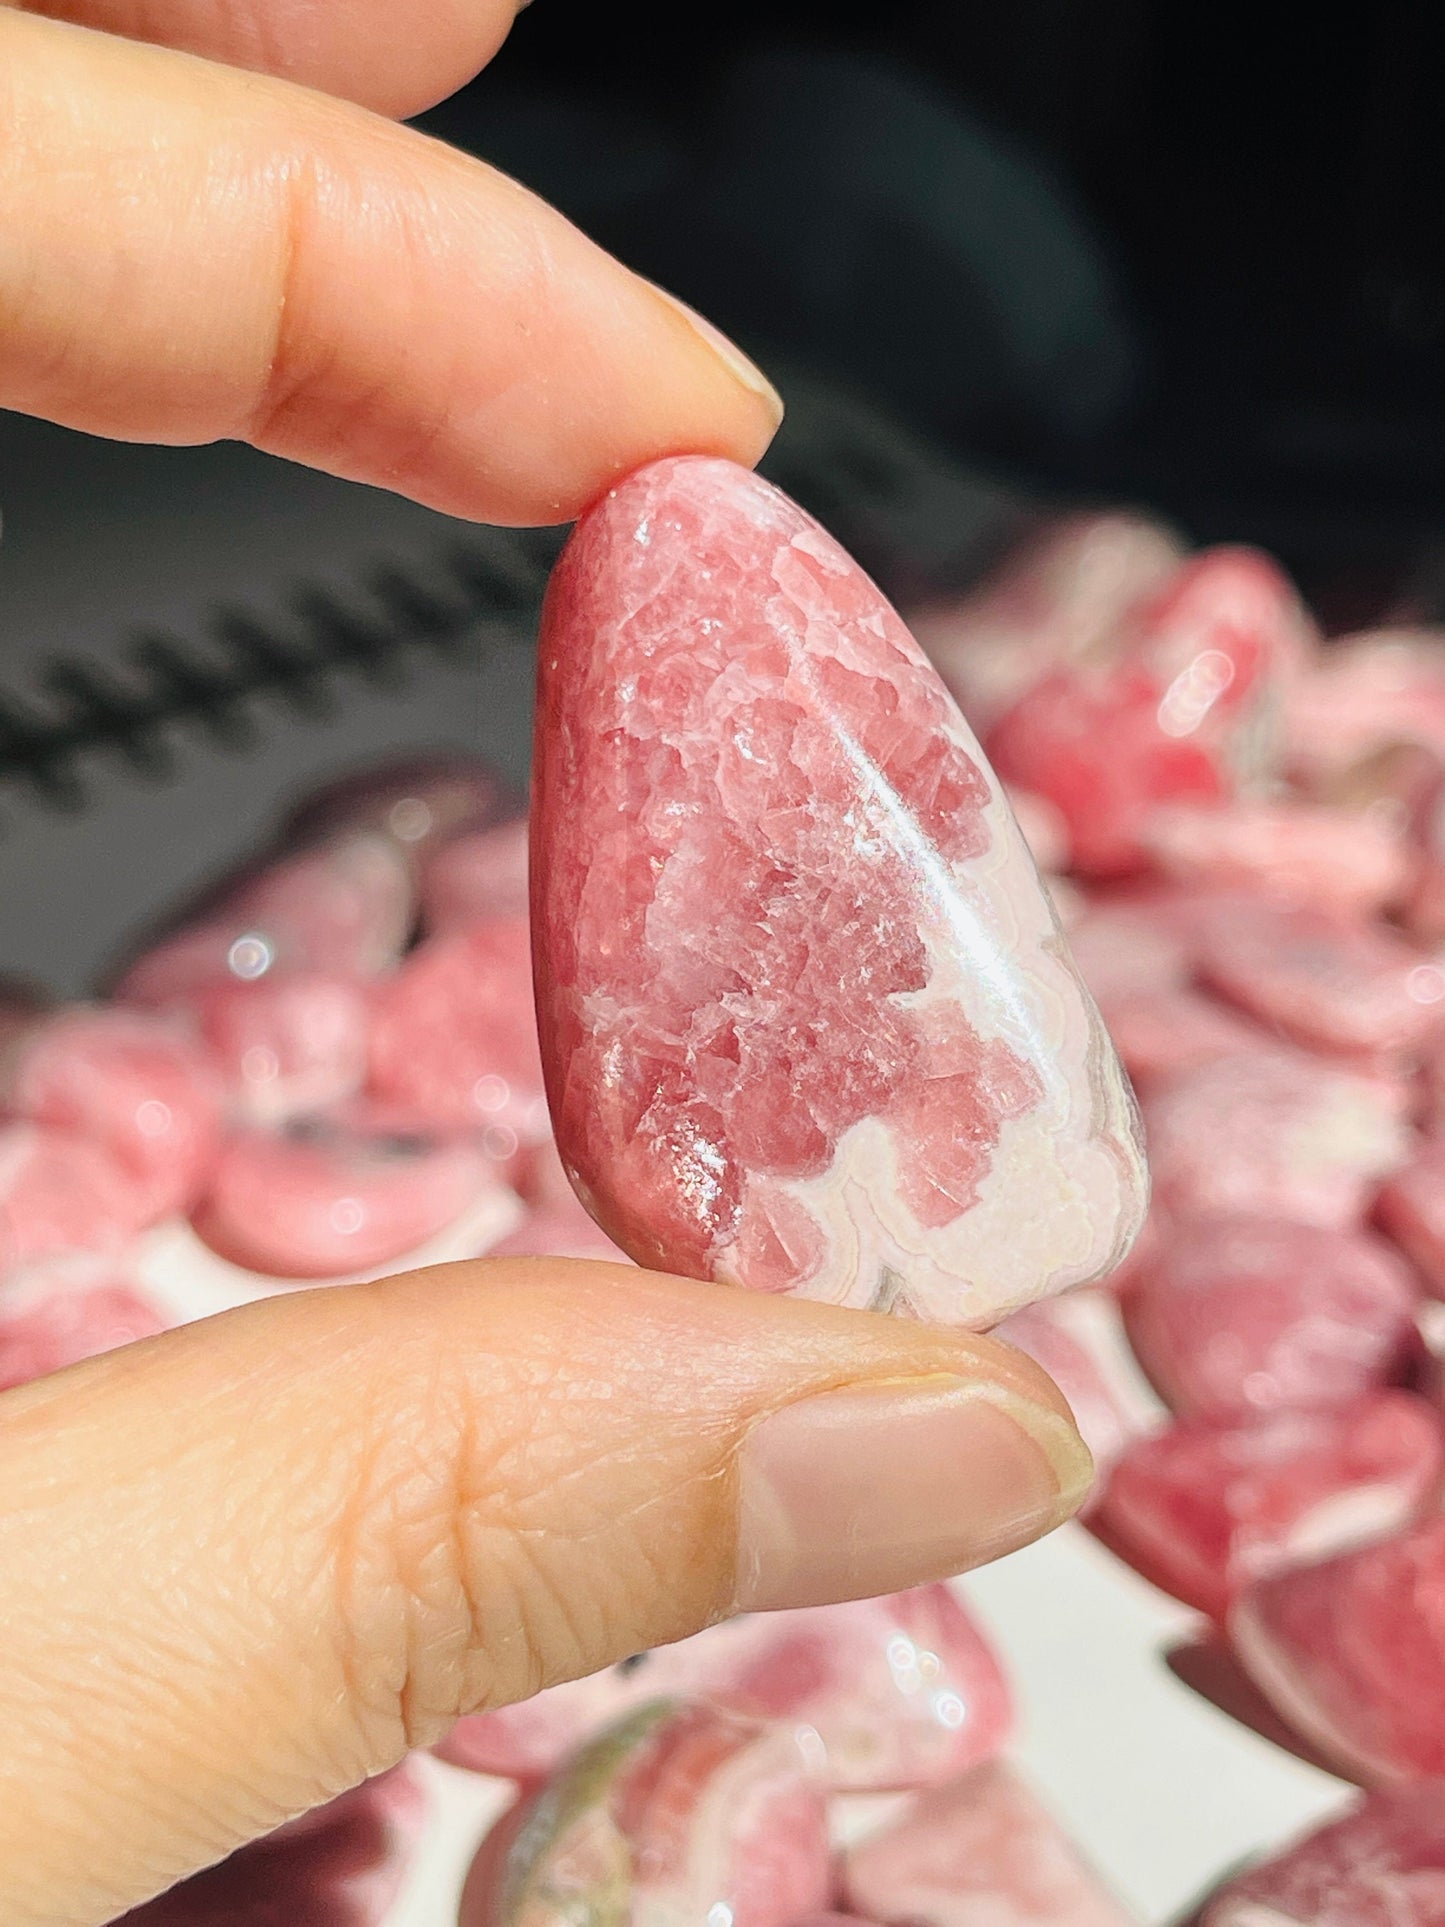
[437,1584,1010,1792]
[459,1699,831,1927]
[531,457,1146,1324]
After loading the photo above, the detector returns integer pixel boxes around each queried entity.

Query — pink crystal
[1286,630,1445,780]
[0,1007,224,1223]
[419,817,531,933]
[458,1700,831,1927]
[1198,1783,1445,1927]
[1139,799,1411,917]
[117,831,414,1004]
[185,972,372,1125]
[531,456,1145,1324]
[1232,1516,1445,1784]
[368,917,548,1153]
[1378,1140,1445,1298]
[841,1763,1137,1927]
[0,1122,153,1270]
[1122,1217,1421,1420]
[190,1115,498,1278]
[114,1760,428,1925]
[1094,1393,1443,1620]
[987,549,1311,878]
[909,512,1186,734]
[1142,1052,1410,1230]
[1093,986,1270,1095]
[0,1254,167,1390]
[1196,900,1445,1060]
[438,1584,1009,1792]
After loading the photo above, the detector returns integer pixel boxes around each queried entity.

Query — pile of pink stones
[14,485,1445,1920]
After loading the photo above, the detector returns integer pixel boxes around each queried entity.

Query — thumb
[0,1259,1090,1925]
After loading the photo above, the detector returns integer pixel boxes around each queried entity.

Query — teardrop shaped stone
[531,457,1146,1326]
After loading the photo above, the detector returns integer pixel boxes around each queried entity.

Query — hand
[0,10,1094,1922]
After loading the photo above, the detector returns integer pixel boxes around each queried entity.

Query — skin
[0,10,1090,1922]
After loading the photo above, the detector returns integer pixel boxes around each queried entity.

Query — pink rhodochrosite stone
[419,817,531,933]
[1122,1218,1421,1420]
[1138,800,1411,917]
[840,1763,1137,1927]
[1377,1140,1445,1299]
[1286,630,1445,780]
[458,1699,831,1927]
[909,512,1186,734]
[1091,987,1270,1096]
[368,917,549,1153]
[531,457,1146,1323]
[438,1584,1009,1792]
[190,1116,497,1278]
[1196,901,1445,1061]
[0,1122,152,1270]
[1142,1052,1410,1230]
[1198,1784,1445,1927]
[1094,1393,1444,1621]
[184,971,372,1125]
[0,1255,168,1391]
[1231,1517,1445,1784]
[284,754,510,863]
[0,1007,224,1222]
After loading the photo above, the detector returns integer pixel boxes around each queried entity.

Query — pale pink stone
[1094,1393,1443,1620]
[1232,1516,1445,1784]
[284,753,510,861]
[0,1007,224,1222]
[1198,1783,1445,1927]
[1139,799,1411,917]
[419,817,531,933]
[1094,986,1271,1094]
[1065,896,1196,1003]
[909,512,1186,733]
[117,831,414,1004]
[185,971,372,1125]
[1005,787,1073,875]
[115,1759,429,1925]
[0,1122,153,1270]
[438,1585,1010,1792]
[531,457,1145,1326]
[1143,1052,1410,1230]
[487,1208,633,1263]
[1286,630,1445,779]
[988,549,1313,877]
[1196,901,1445,1060]
[190,1116,498,1278]
[459,1700,831,1927]
[1377,1140,1445,1300]
[0,1254,167,1390]
[368,917,548,1153]
[841,1763,1137,1927]
[995,1290,1161,1499]
[1122,1217,1421,1419]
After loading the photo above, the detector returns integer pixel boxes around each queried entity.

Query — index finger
[0,11,782,526]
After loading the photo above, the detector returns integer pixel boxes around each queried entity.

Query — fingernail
[734,1375,1093,1612]
[643,282,784,428]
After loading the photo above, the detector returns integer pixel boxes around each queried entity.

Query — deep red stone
[1197,1783,1445,1926]
[1122,1217,1421,1420]
[1232,1516,1445,1784]
[987,548,1312,877]
[1094,1393,1443,1620]
[531,457,1144,1325]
